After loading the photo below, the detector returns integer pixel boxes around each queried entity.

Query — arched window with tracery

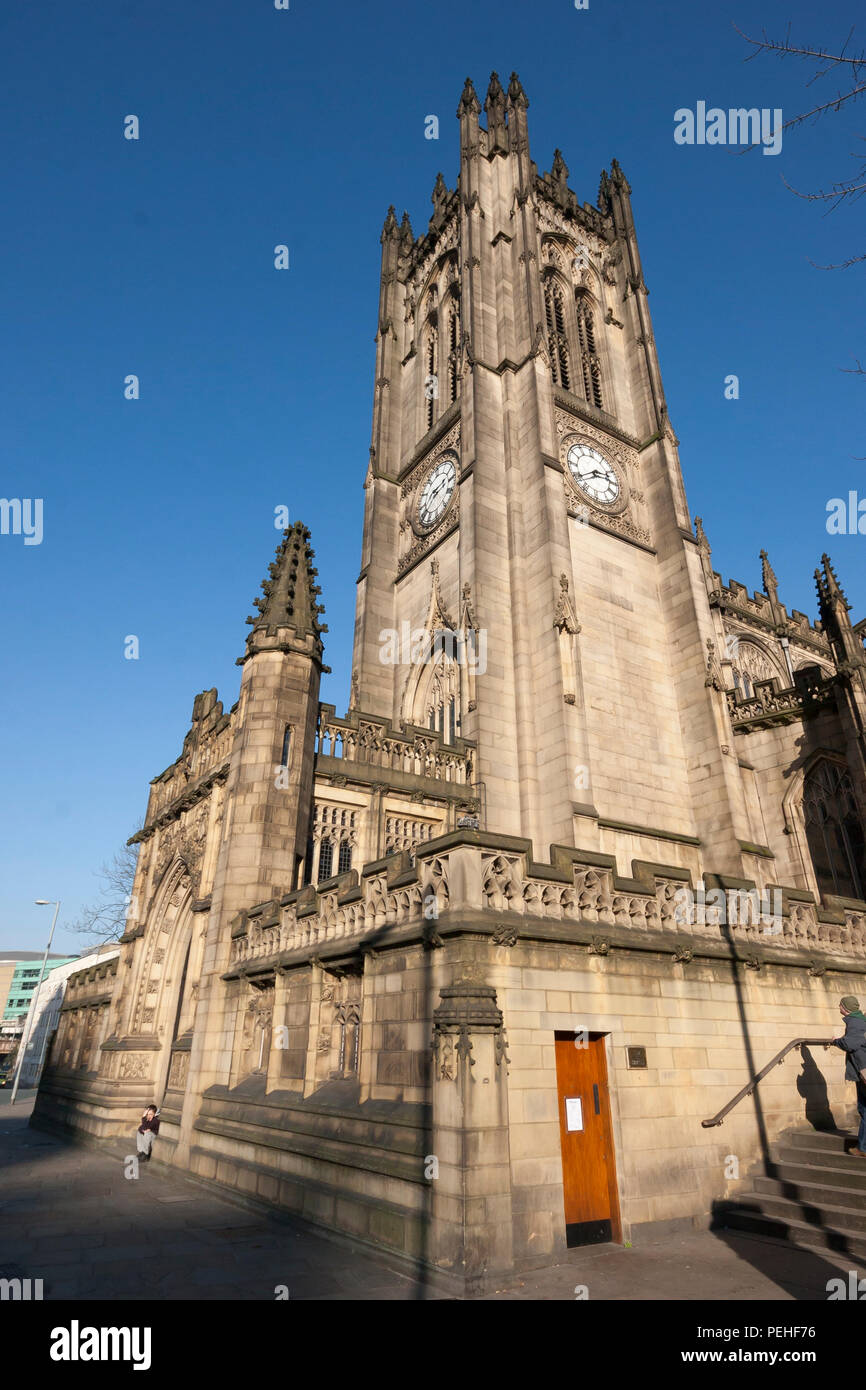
[424,645,460,743]
[446,296,460,405]
[424,320,438,431]
[803,760,865,900]
[575,294,603,409]
[731,640,783,702]
[544,275,571,390]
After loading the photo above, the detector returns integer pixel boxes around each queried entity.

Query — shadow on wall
[798,1045,840,1133]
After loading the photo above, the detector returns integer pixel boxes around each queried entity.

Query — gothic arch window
[445,294,460,405]
[304,803,357,885]
[318,839,334,882]
[424,319,438,431]
[420,644,461,744]
[803,760,865,900]
[730,639,784,701]
[543,274,571,391]
[575,293,603,409]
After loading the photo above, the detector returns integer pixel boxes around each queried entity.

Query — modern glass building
[1,954,79,1022]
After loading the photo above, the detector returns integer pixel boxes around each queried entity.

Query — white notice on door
[565,1096,583,1132]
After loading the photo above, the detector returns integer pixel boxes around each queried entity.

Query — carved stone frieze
[167,1050,189,1090]
[118,1053,151,1081]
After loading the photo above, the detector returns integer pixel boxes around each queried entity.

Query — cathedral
[35,74,866,1292]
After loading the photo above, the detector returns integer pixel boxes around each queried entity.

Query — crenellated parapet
[223,831,866,979]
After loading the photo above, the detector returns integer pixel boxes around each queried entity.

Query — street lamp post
[10,900,60,1106]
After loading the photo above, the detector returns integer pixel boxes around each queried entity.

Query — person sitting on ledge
[136,1104,160,1163]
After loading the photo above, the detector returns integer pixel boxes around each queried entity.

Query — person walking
[136,1104,160,1162]
[829,997,866,1156]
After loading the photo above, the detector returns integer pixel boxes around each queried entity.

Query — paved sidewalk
[1,1096,862,1300]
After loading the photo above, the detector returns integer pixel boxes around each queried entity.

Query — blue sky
[1,0,863,954]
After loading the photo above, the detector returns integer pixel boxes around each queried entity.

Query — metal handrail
[701,1037,835,1128]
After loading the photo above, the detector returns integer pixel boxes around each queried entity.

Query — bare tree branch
[734,23,865,278]
[65,838,141,948]
[735,23,865,75]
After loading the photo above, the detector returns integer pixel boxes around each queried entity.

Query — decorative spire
[814,565,825,601]
[457,76,480,118]
[551,148,569,182]
[484,71,507,151]
[814,553,860,667]
[244,522,327,654]
[484,70,505,109]
[694,516,717,594]
[760,548,779,603]
[549,149,572,211]
[430,172,449,231]
[381,205,398,241]
[821,553,848,605]
[598,167,612,211]
[609,156,631,193]
[399,209,414,250]
[424,557,456,632]
[507,72,529,109]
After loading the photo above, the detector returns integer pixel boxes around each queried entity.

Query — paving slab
[3,1093,864,1300]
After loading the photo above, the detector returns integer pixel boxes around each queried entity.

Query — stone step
[770,1158,866,1193]
[717,1201,866,1262]
[775,1144,866,1178]
[755,1173,866,1217]
[745,1187,866,1237]
[785,1129,860,1156]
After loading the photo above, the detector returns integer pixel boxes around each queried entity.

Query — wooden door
[554,1031,621,1247]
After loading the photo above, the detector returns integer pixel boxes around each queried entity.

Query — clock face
[566,444,620,505]
[418,457,457,528]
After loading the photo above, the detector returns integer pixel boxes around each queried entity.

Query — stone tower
[351,71,758,876]
[172,522,327,1157]
[34,72,866,1291]
[213,520,327,913]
